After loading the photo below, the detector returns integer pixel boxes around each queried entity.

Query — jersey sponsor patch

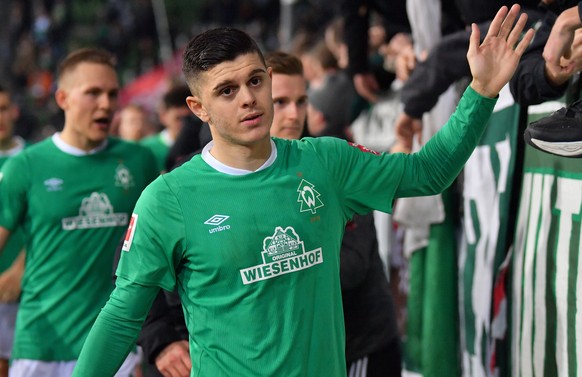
[348,141,380,155]
[61,192,128,230]
[240,226,323,284]
[122,214,138,252]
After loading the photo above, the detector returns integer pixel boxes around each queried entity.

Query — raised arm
[394,4,534,198]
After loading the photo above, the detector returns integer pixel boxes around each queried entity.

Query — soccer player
[141,85,192,173]
[74,5,533,376]
[136,51,310,377]
[0,48,158,377]
[0,84,26,377]
[267,51,309,140]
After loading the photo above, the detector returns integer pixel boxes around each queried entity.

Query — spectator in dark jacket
[510,0,582,106]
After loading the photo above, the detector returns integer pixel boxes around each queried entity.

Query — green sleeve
[0,153,29,231]
[394,85,497,198]
[72,276,159,376]
[302,86,496,216]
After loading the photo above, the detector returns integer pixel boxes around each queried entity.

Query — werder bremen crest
[62,192,128,230]
[115,162,135,190]
[239,226,323,285]
[296,179,324,214]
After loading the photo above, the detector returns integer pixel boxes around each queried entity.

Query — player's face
[270,73,307,140]
[57,62,119,150]
[187,53,274,148]
[118,107,149,142]
[0,92,17,143]
[159,105,191,139]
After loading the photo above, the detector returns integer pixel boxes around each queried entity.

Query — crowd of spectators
[2,0,337,142]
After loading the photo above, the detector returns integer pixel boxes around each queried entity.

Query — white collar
[201,139,277,175]
[52,133,108,156]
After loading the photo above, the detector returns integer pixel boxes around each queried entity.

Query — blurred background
[0,0,338,141]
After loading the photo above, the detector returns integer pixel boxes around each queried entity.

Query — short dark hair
[311,40,339,70]
[182,27,266,94]
[58,48,116,83]
[265,51,303,76]
[162,84,191,109]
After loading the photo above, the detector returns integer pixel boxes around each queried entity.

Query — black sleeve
[341,0,409,77]
[402,6,546,118]
[340,214,377,290]
[401,27,474,118]
[509,11,569,106]
[137,289,188,364]
[341,0,371,77]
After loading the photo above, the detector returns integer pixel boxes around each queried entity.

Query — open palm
[468,4,535,98]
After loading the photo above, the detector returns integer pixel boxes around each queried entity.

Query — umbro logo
[205,214,231,234]
[204,215,229,225]
[44,177,64,192]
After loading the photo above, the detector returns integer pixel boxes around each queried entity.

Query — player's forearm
[0,227,11,255]
[73,277,159,376]
[396,85,496,197]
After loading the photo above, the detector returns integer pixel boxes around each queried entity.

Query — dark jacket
[401,5,545,118]
[509,9,575,106]
[340,0,410,77]
[138,289,188,366]
[341,213,398,362]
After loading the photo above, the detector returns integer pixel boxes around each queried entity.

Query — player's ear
[186,95,209,123]
[55,88,68,111]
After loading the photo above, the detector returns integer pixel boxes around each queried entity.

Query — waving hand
[468,4,535,98]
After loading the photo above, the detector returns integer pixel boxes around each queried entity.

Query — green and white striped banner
[459,85,520,377]
[512,98,582,377]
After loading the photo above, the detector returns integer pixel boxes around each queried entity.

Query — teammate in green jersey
[0,49,158,377]
[0,84,26,377]
[140,85,192,173]
[74,5,534,377]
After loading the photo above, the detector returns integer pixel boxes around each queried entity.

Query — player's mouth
[93,116,111,130]
[241,112,263,126]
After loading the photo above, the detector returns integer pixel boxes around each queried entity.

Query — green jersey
[0,135,158,361]
[0,136,26,272]
[140,130,172,172]
[74,86,497,376]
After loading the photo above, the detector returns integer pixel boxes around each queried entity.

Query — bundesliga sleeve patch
[122,214,138,252]
[348,141,380,155]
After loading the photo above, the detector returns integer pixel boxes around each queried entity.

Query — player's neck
[210,137,272,171]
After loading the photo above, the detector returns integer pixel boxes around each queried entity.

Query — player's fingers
[507,13,528,47]
[486,5,510,40]
[497,4,521,40]
[468,23,480,57]
[514,28,535,57]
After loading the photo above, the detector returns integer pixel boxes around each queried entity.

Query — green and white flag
[459,85,520,377]
[511,99,582,377]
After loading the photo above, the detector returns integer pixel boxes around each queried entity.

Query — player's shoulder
[139,133,162,147]
[279,136,351,155]
[108,137,156,157]
[11,137,53,159]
